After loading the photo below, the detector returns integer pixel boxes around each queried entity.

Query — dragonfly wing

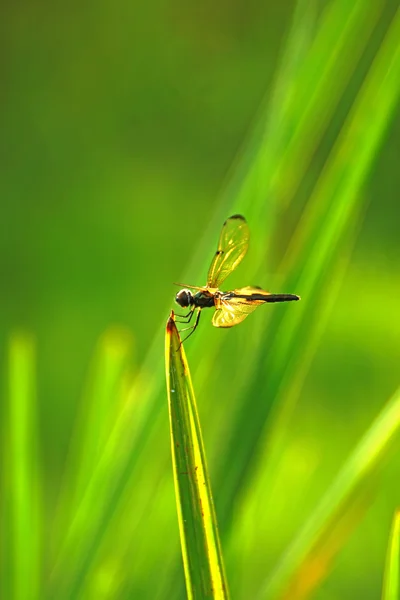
[212,293,264,328]
[207,215,250,288]
[233,285,270,296]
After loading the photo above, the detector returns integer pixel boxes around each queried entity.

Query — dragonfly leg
[175,307,195,323]
[178,309,201,346]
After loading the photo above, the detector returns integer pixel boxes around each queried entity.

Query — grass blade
[52,328,133,547]
[165,313,229,600]
[216,4,400,528]
[7,333,41,600]
[49,329,134,596]
[259,384,400,599]
[382,510,400,600]
[71,328,134,504]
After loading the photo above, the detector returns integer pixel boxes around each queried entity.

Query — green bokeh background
[2,1,400,598]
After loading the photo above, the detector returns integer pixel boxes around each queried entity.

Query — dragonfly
[174,214,300,343]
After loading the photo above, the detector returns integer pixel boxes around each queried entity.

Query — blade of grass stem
[72,328,134,503]
[216,5,400,529]
[49,332,135,595]
[268,0,383,207]
[165,313,229,600]
[7,333,41,600]
[382,509,400,600]
[259,384,400,599]
[52,328,133,559]
[277,490,372,600]
[250,205,365,504]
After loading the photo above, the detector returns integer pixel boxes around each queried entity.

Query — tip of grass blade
[166,311,180,343]
[382,508,400,600]
[164,310,229,599]
[166,311,185,358]
[166,310,176,334]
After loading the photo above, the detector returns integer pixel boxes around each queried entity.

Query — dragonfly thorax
[175,289,194,308]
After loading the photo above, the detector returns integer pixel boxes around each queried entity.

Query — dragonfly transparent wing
[207,215,250,289]
[212,287,268,328]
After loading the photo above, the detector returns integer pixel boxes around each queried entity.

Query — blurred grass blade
[216,4,400,527]
[52,328,133,551]
[165,313,229,600]
[50,330,135,595]
[269,0,383,207]
[202,0,382,279]
[270,489,372,600]
[382,510,400,600]
[263,1,400,465]
[259,384,400,599]
[70,327,134,503]
[7,333,41,600]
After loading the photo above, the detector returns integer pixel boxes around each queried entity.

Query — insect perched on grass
[174,214,300,343]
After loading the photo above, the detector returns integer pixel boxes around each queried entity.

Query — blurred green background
[1,0,400,598]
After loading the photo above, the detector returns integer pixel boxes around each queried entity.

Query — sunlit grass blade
[268,0,383,207]
[253,3,400,489]
[70,327,134,503]
[52,328,133,553]
[195,1,382,276]
[215,5,400,528]
[6,333,41,600]
[259,384,400,599]
[49,329,135,596]
[165,313,229,600]
[382,509,400,600]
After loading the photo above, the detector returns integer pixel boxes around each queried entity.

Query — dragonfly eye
[175,289,192,308]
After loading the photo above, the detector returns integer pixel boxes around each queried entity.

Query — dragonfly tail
[264,293,300,302]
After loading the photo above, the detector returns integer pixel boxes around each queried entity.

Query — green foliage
[3,335,41,600]
[1,1,400,599]
[382,511,400,600]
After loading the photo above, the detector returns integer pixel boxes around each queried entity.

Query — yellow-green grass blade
[227,207,364,598]
[177,1,389,427]
[51,328,133,559]
[382,510,400,600]
[193,0,381,273]
[215,5,400,528]
[263,0,400,461]
[176,0,385,431]
[49,329,135,595]
[6,334,41,600]
[165,313,229,600]
[267,0,383,208]
[69,327,134,504]
[259,385,400,599]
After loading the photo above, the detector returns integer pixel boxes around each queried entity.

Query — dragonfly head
[175,289,194,308]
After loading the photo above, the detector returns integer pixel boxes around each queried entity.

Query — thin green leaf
[259,384,400,599]
[52,328,133,550]
[215,4,400,528]
[7,333,41,600]
[165,313,229,600]
[50,329,134,595]
[382,510,400,600]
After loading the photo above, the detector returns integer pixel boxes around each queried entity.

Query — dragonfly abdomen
[233,292,300,303]
[262,293,300,302]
